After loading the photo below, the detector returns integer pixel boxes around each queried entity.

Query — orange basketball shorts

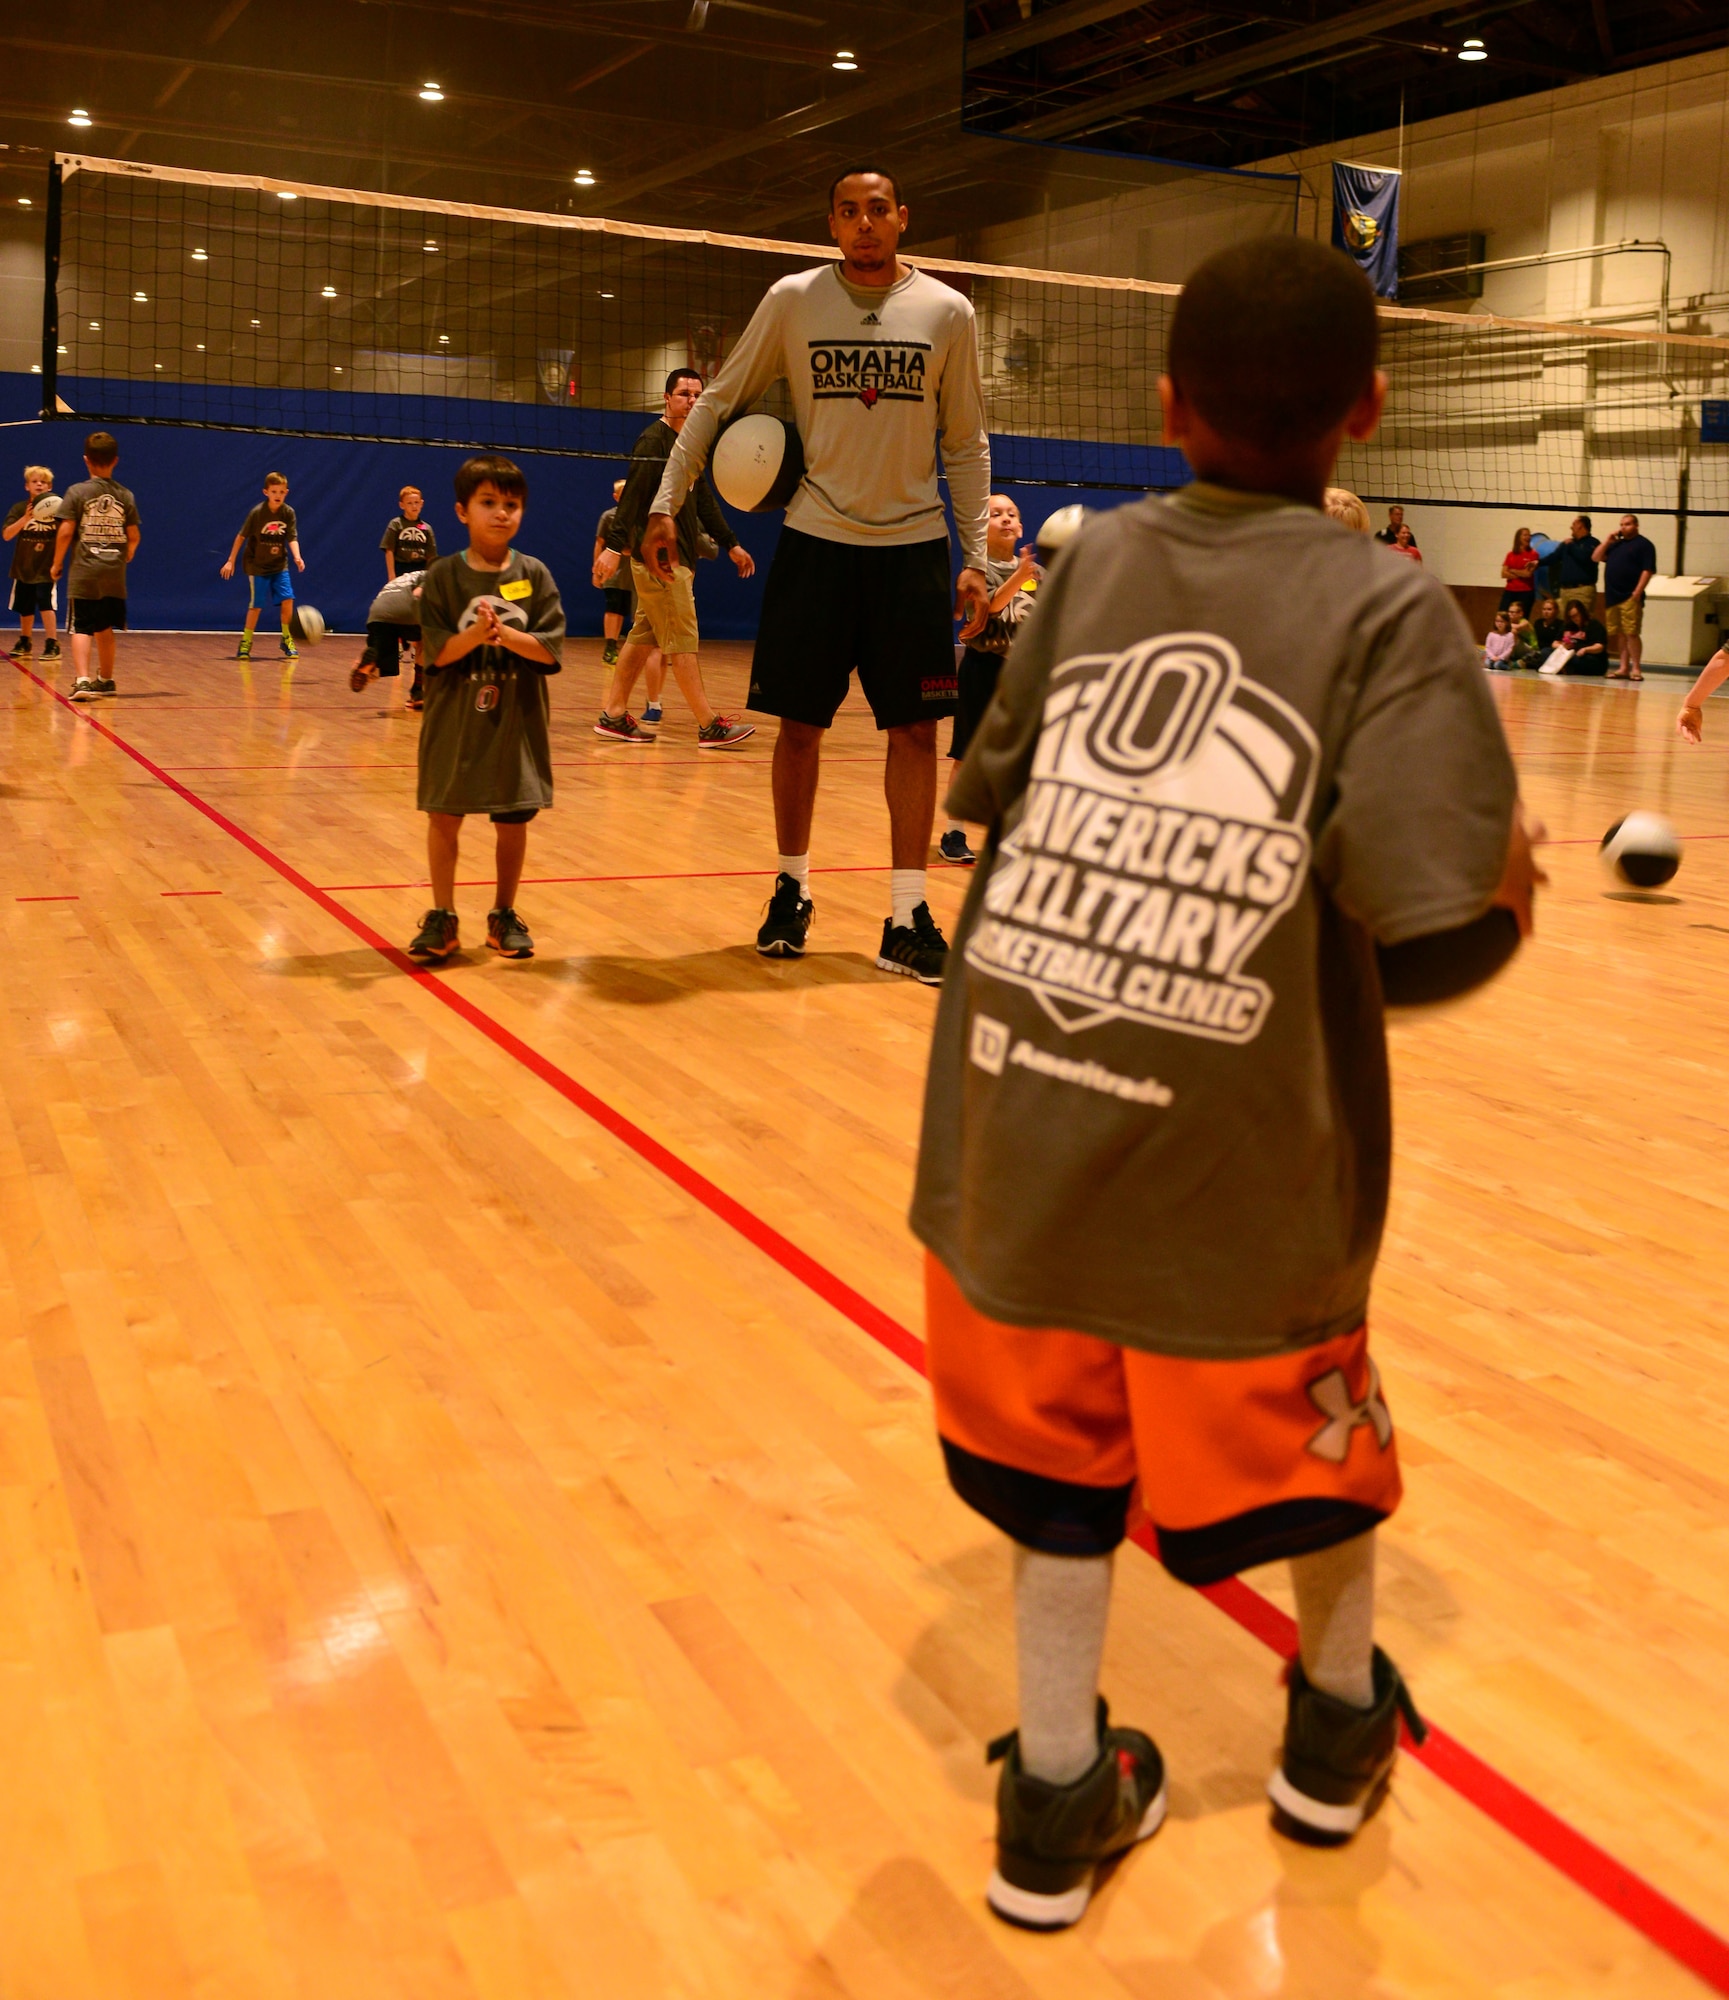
[925,1254,1402,1585]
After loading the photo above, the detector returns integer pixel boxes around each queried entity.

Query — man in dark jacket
[593,368,757,746]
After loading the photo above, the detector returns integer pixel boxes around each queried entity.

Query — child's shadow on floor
[510,946,888,1005]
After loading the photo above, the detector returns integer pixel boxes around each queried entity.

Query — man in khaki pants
[594,368,756,747]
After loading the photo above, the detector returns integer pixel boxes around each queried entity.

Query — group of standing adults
[1377,505,1659,682]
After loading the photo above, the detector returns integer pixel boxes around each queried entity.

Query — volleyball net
[40,154,1729,523]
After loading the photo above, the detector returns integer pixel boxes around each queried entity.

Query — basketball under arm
[653,297,787,519]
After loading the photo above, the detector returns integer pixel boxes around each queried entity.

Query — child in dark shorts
[348,574,423,696]
[5,465,63,662]
[940,493,1039,865]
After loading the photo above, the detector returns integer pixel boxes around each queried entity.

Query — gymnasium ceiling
[0,0,1722,249]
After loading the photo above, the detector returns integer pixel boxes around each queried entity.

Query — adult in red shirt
[1499,526,1539,610]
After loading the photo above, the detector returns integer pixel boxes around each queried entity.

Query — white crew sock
[1290,1530,1377,1709]
[777,852,810,893]
[891,868,926,928]
[1015,1546,1112,1784]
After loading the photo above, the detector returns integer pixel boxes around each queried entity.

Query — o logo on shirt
[474,684,500,712]
[1083,634,1239,781]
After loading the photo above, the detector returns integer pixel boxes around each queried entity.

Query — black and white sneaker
[594,709,654,744]
[69,676,100,702]
[1268,1647,1426,1847]
[939,828,975,865]
[877,902,948,984]
[94,678,117,696]
[985,1703,1167,1931]
[407,907,461,961]
[756,871,813,957]
[42,639,62,662]
[11,635,30,658]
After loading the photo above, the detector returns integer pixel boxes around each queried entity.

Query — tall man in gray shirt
[644,167,992,983]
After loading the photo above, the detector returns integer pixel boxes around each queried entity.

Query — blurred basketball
[293,604,327,646]
[1600,810,1680,888]
[711,414,804,512]
[1036,503,1090,554]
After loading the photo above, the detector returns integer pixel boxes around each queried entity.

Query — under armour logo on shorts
[1304,1359,1393,1463]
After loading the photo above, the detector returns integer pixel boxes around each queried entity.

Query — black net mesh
[46,156,1729,512]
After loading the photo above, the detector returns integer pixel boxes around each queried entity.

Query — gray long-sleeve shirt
[652,262,991,570]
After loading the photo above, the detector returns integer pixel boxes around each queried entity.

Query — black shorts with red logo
[748,526,957,731]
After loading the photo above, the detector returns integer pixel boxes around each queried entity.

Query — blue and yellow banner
[1331,163,1401,299]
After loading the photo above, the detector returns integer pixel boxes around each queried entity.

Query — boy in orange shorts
[911,237,1542,1930]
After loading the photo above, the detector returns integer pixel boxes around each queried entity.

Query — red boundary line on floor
[16,653,1729,1996]
[316,864,937,893]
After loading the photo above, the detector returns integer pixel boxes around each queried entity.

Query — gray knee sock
[1290,1530,1376,1709]
[1014,1546,1113,1785]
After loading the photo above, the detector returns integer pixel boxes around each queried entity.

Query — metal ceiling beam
[581,0,1163,212]
[1010,0,1473,139]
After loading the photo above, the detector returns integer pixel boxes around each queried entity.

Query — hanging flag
[1331,162,1401,299]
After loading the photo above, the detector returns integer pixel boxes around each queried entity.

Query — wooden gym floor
[3,632,1728,1999]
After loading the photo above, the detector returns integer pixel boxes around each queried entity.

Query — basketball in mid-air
[711,414,805,512]
[292,604,327,646]
[1600,811,1681,888]
[1036,503,1091,554]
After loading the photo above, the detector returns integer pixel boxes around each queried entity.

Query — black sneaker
[94,678,117,696]
[939,828,975,865]
[1268,1646,1426,1847]
[601,638,621,665]
[11,635,30,658]
[43,639,63,661]
[985,1702,1167,1931]
[594,709,654,744]
[756,872,813,957]
[407,907,460,961]
[486,906,534,958]
[877,902,948,984]
[69,676,99,702]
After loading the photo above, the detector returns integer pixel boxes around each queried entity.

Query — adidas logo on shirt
[862,311,880,324]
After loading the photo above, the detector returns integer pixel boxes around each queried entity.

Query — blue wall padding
[0,373,1176,639]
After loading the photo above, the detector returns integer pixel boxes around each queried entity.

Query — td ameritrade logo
[807,337,931,406]
[967,633,1319,1045]
[970,1014,1173,1105]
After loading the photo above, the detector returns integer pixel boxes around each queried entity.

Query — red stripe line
[17,650,1729,1993]
[162,889,223,897]
[16,894,79,902]
[317,864,917,893]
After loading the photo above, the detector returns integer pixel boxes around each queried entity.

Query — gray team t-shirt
[61,476,140,599]
[415,549,564,817]
[910,485,1518,1362]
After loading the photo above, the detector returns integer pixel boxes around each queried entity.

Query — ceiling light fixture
[191,247,208,260]
[17,197,30,207]
[419,82,444,101]
[599,290,614,298]
[1457,36,1487,59]
[251,317,261,326]
[832,49,858,69]
[154,362,163,370]
[277,190,297,200]
[89,320,99,329]
[133,290,147,301]
[438,333,451,343]
[68,109,92,128]
[321,285,337,297]
[574,168,596,186]
[423,239,439,251]
[196,343,205,350]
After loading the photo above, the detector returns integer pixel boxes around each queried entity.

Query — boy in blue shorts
[220,472,303,659]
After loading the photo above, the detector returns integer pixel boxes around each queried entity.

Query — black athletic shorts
[11,580,55,616]
[602,586,633,617]
[748,527,957,731]
[489,807,539,825]
[948,646,1003,762]
[71,596,126,635]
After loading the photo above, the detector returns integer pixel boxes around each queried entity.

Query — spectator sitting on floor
[1509,605,1539,665]
[1547,598,1609,676]
[1529,594,1565,651]
[1483,611,1516,670]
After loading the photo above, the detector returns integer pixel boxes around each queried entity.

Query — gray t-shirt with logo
[415,549,564,817]
[910,485,1517,1361]
[61,476,140,599]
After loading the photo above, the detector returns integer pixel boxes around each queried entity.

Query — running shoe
[94,678,117,696]
[601,638,621,665]
[756,872,813,957]
[594,709,654,744]
[1268,1647,1425,1848]
[985,1701,1167,1931]
[939,828,976,865]
[486,906,534,958]
[41,639,61,662]
[643,701,663,724]
[349,656,378,693]
[236,633,253,659]
[407,908,461,961]
[877,902,948,985]
[697,714,755,749]
[280,635,298,659]
[11,635,30,658]
[69,677,100,702]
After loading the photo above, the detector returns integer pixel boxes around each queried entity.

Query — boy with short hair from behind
[911,236,1542,1930]
[52,432,140,701]
[407,454,564,964]
[5,464,63,663]
[220,472,303,660]
[382,483,439,708]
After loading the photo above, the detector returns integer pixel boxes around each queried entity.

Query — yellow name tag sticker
[500,578,533,601]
